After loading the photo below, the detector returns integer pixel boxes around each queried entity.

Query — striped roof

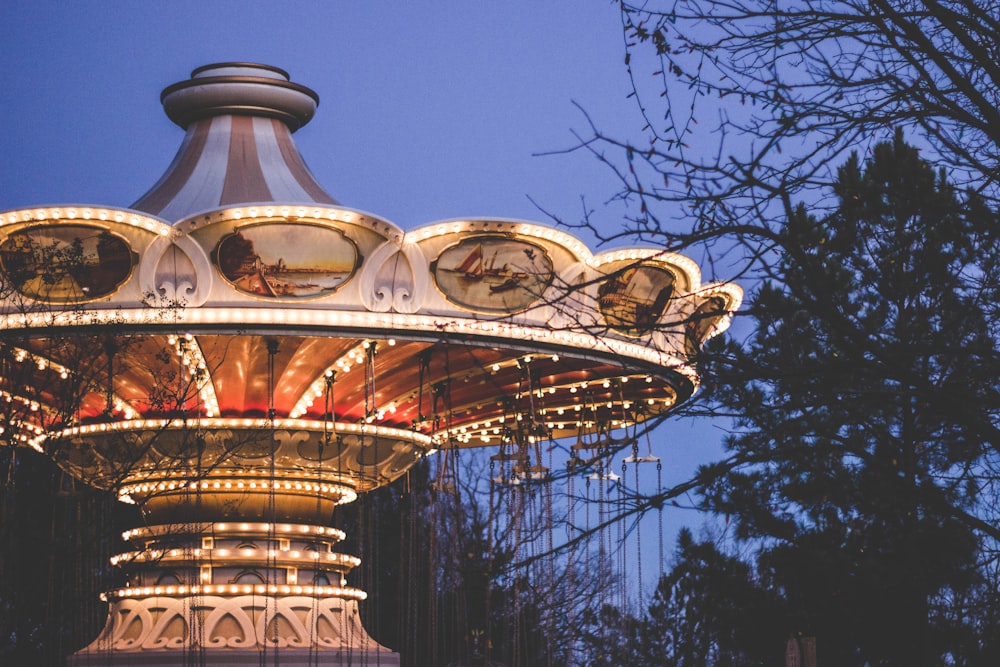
[131,63,337,221]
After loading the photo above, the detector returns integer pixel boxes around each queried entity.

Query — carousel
[0,63,740,665]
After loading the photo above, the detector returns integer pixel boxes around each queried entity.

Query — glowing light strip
[590,247,704,289]
[49,416,434,446]
[0,206,173,236]
[103,583,367,601]
[2,346,139,423]
[289,339,370,419]
[166,334,219,417]
[410,218,592,260]
[123,522,346,542]
[111,548,361,569]
[0,308,702,381]
[118,478,357,504]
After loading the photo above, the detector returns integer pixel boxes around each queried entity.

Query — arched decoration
[214,222,361,299]
[358,238,426,313]
[0,224,136,303]
[296,433,343,462]
[431,234,554,313]
[140,234,214,307]
[356,438,396,468]
[233,570,265,584]
[155,571,184,585]
[597,259,678,335]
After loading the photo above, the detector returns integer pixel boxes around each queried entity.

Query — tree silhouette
[696,133,1000,665]
[573,1,1000,254]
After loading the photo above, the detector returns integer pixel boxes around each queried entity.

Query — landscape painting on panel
[215,223,360,299]
[0,225,134,303]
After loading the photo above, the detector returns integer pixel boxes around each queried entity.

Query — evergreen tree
[700,132,1000,665]
[577,528,784,667]
[648,528,783,667]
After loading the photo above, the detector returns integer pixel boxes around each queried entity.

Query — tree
[697,134,1000,665]
[580,0,1000,252]
[572,133,1000,665]
[577,527,785,667]
[0,448,133,666]
[644,528,784,667]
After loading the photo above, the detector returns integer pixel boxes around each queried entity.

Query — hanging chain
[632,438,644,610]
[264,339,279,665]
[620,458,627,616]
[657,460,665,580]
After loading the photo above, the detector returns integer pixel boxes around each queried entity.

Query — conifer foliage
[579,133,1000,666]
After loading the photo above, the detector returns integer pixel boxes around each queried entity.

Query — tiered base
[68,595,398,666]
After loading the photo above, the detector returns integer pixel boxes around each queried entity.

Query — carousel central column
[67,417,409,665]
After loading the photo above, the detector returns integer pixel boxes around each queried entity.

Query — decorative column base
[68,595,399,666]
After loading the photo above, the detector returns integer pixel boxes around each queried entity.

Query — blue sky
[1,1,734,590]
[1,2,646,236]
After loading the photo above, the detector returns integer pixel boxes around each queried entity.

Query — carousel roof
[0,63,740,494]
[132,63,338,221]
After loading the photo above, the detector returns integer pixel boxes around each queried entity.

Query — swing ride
[0,64,740,665]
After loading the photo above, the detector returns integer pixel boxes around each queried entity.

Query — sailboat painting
[432,236,553,312]
[597,262,676,334]
[215,223,360,299]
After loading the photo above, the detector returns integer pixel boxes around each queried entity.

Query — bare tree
[568,0,1000,260]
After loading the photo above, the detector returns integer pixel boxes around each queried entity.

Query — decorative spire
[132,63,337,221]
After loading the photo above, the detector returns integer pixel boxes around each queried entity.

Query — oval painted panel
[685,296,727,356]
[598,261,676,334]
[432,236,553,313]
[215,223,360,299]
[0,225,134,303]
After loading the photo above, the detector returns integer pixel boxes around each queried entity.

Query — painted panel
[685,296,727,355]
[432,235,553,313]
[598,262,676,334]
[0,225,134,303]
[215,223,359,299]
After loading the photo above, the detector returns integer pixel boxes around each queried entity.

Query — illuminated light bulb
[491,363,500,372]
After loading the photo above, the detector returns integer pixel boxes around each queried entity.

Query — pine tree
[701,132,1000,665]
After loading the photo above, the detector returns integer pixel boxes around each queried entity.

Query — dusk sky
[2,2,647,238]
[1,2,733,574]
